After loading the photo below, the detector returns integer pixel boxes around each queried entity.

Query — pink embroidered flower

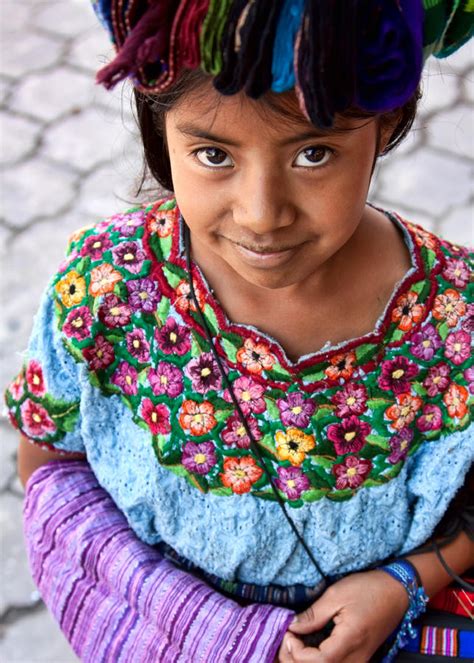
[63,306,93,341]
[442,258,470,288]
[9,373,25,401]
[174,280,205,314]
[223,376,266,415]
[146,208,176,238]
[155,318,191,356]
[141,399,171,435]
[443,383,468,420]
[236,338,276,375]
[148,362,183,398]
[444,330,471,366]
[416,404,442,432]
[112,241,146,274]
[385,393,422,431]
[80,232,113,261]
[25,360,45,397]
[126,329,150,363]
[324,352,357,382]
[220,456,263,495]
[20,400,56,439]
[465,367,474,395]
[423,363,451,397]
[112,211,146,236]
[277,392,316,428]
[332,456,372,490]
[126,278,161,313]
[327,416,371,455]
[461,303,474,333]
[391,291,425,332]
[83,334,115,371]
[179,400,217,436]
[98,294,132,328]
[275,466,311,500]
[221,415,262,449]
[182,441,217,475]
[409,324,442,361]
[331,383,368,418]
[111,361,138,395]
[378,356,419,395]
[432,289,466,328]
[186,353,222,394]
[388,428,414,464]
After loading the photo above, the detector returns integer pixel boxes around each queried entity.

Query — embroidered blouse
[5,195,473,588]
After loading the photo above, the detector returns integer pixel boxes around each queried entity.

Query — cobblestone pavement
[0,1,473,661]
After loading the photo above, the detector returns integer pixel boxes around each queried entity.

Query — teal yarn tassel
[271,0,305,93]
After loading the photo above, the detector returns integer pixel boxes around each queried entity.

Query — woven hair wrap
[92,0,473,127]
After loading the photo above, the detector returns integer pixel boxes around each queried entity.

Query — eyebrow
[176,122,338,147]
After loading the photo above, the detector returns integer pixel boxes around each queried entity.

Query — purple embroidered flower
[444,330,471,366]
[98,293,132,327]
[83,335,115,371]
[332,456,373,490]
[148,362,183,398]
[277,392,315,428]
[186,353,222,394]
[112,211,146,236]
[378,356,419,394]
[275,466,311,500]
[80,232,113,260]
[423,363,450,397]
[111,361,138,395]
[126,329,150,363]
[461,303,474,333]
[126,278,161,313]
[155,318,191,356]
[388,428,414,464]
[410,324,441,361]
[221,414,262,449]
[442,258,470,289]
[416,404,442,433]
[331,383,368,418]
[327,416,371,456]
[181,441,217,475]
[112,241,146,274]
[63,306,93,340]
[464,367,474,395]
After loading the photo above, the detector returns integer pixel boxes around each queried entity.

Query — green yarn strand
[200,0,233,75]
[423,0,474,58]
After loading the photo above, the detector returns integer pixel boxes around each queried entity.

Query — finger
[316,620,362,663]
[285,633,325,662]
[288,593,337,635]
[278,632,298,663]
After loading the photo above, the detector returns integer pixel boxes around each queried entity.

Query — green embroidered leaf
[363,477,389,488]
[203,305,219,336]
[409,281,425,295]
[162,265,183,289]
[52,408,80,433]
[148,233,164,262]
[412,382,427,397]
[437,321,450,341]
[104,333,124,344]
[220,336,238,363]
[367,398,391,410]
[365,434,391,450]
[305,467,334,489]
[326,489,354,502]
[383,462,403,480]
[309,455,334,469]
[301,488,327,503]
[186,473,209,493]
[160,234,173,259]
[300,369,326,383]
[158,199,177,211]
[251,490,278,501]
[264,397,280,419]
[163,261,188,280]
[209,486,233,496]
[266,365,292,382]
[425,249,437,270]
[156,297,170,326]
[214,408,233,423]
[313,406,334,422]
[257,433,277,457]
[355,343,378,365]
[191,329,210,355]
[74,257,90,275]
[166,464,190,478]
[63,339,85,365]
[391,328,405,342]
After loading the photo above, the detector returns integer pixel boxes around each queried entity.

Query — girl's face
[165,82,383,291]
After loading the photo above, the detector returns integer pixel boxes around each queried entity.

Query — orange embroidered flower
[146,208,177,238]
[391,291,425,332]
[68,224,94,245]
[236,338,276,374]
[55,270,86,308]
[443,383,468,420]
[179,399,217,436]
[220,456,263,494]
[432,289,466,328]
[385,393,423,431]
[406,223,437,250]
[275,428,316,466]
[174,280,205,314]
[325,352,357,381]
[89,263,122,297]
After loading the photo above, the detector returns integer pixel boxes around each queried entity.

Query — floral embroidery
[6,196,472,506]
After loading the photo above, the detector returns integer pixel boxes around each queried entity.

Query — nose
[232,169,296,234]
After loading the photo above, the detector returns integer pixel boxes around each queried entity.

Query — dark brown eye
[195,147,232,167]
[294,146,332,167]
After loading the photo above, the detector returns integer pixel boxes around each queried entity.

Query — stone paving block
[0,32,63,79]
[436,41,474,75]
[0,606,79,662]
[67,27,113,74]
[42,107,130,172]
[419,67,460,116]
[439,205,474,246]
[0,111,40,165]
[33,0,96,38]
[0,1,31,34]
[0,77,12,106]
[78,161,142,220]
[0,421,17,493]
[376,147,472,218]
[463,69,474,103]
[1,158,77,228]
[426,104,474,160]
[9,66,96,123]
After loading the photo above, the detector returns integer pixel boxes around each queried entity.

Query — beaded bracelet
[379,559,429,663]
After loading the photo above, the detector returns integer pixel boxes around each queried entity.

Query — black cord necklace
[183,221,327,583]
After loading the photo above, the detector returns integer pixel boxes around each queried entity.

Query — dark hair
[134,68,421,194]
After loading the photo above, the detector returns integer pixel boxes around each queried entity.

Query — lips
[230,239,302,268]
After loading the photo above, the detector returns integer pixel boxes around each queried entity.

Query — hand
[274,570,409,662]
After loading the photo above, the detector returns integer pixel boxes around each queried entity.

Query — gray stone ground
[0,1,472,661]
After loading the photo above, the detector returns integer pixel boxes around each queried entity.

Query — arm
[17,435,86,488]
[23,460,294,663]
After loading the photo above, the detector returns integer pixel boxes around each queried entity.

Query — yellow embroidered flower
[275,428,316,466]
[55,270,86,308]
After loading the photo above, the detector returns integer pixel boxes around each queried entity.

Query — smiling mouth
[232,241,301,254]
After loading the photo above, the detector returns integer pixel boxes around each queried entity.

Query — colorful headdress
[92,0,473,127]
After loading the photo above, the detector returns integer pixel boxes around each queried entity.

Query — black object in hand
[301,619,335,647]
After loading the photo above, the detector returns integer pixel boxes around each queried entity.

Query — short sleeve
[4,285,85,454]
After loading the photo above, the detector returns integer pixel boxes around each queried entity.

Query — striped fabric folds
[23,461,294,663]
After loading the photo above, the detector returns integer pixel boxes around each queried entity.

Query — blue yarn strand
[271,0,305,93]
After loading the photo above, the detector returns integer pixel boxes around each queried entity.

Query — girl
[6,1,473,662]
